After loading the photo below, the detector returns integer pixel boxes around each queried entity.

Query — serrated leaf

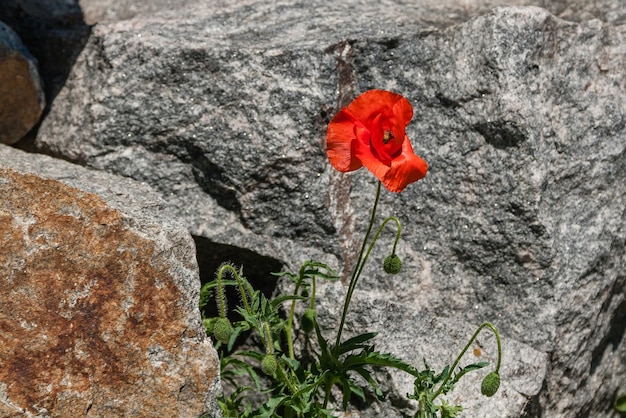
[436,365,450,383]
[270,294,307,307]
[352,366,383,399]
[450,361,489,385]
[439,399,463,418]
[343,350,420,377]
[335,332,378,355]
[220,356,262,390]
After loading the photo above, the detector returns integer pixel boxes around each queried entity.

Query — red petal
[326,108,364,172]
[381,137,428,192]
[347,90,411,126]
[327,89,426,192]
[353,136,393,183]
[391,95,413,142]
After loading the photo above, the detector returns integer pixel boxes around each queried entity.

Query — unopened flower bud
[301,308,316,333]
[261,354,277,376]
[213,317,233,344]
[383,254,402,274]
[481,372,500,397]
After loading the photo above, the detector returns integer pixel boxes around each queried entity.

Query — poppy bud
[213,317,233,344]
[481,372,500,397]
[383,254,402,274]
[261,354,278,376]
[301,308,316,333]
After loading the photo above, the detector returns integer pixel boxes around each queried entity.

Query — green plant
[615,393,626,414]
[199,90,503,417]
[199,187,502,417]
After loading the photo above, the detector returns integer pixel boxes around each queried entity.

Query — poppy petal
[353,137,393,184]
[392,94,414,127]
[326,89,428,192]
[348,90,407,126]
[326,108,364,172]
[381,137,428,192]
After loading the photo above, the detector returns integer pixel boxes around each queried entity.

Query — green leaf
[343,350,420,377]
[299,260,339,282]
[255,395,287,417]
[439,399,463,418]
[314,321,332,360]
[199,279,238,310]
[270,294,307,307]
[200,279,239,292]
[436,364,450,383]
[616,394,626,412]
[220,356,262,390]
[351,366,383,399]
[335,332,378,355]
[450,361,489,385]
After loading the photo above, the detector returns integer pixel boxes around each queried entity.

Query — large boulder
[32,1,625,416]
[0,145,221,417]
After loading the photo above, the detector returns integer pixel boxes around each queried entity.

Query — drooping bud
[481,372,500,397]
[213,317,233,344]
[383,254,402,274]
[261,354,278,376]
[301,308,316,333]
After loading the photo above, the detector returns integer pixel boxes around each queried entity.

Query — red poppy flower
[326,90,428,192]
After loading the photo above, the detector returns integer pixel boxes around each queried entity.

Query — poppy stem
[334,181,382,352]
[286,262,307,359]
[430,322,502,401]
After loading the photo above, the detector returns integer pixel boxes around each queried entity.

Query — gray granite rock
[77,0,626,27]
[0,144,222,417]
[311,283,547,417]
[32,2,625,417]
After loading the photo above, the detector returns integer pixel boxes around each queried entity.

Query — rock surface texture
[13,0,626,416]
[0,145,221,417]
[0,21,44,145]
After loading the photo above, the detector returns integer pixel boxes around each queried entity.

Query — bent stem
[215,263,253,318]
[285,265,304,359]
[285,262,319,359]
[431,322,502,401]
[359,216,401,278]
[334,181,382,352]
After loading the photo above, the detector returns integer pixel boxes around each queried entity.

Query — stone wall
[1,1,624,416]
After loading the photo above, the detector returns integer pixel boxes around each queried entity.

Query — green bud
[213,317,233,344]
[261,354,278,376]
[301,308,316,333]
[481,372,500,397]
[383,254,402,274]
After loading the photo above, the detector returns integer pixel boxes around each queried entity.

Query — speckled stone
[0,145,221,417]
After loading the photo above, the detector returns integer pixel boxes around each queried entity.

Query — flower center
[383,130,394,144]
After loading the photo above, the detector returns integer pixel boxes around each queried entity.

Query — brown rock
[0,146,220,417]
[0,22,45,145]
[0,1,90,109]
